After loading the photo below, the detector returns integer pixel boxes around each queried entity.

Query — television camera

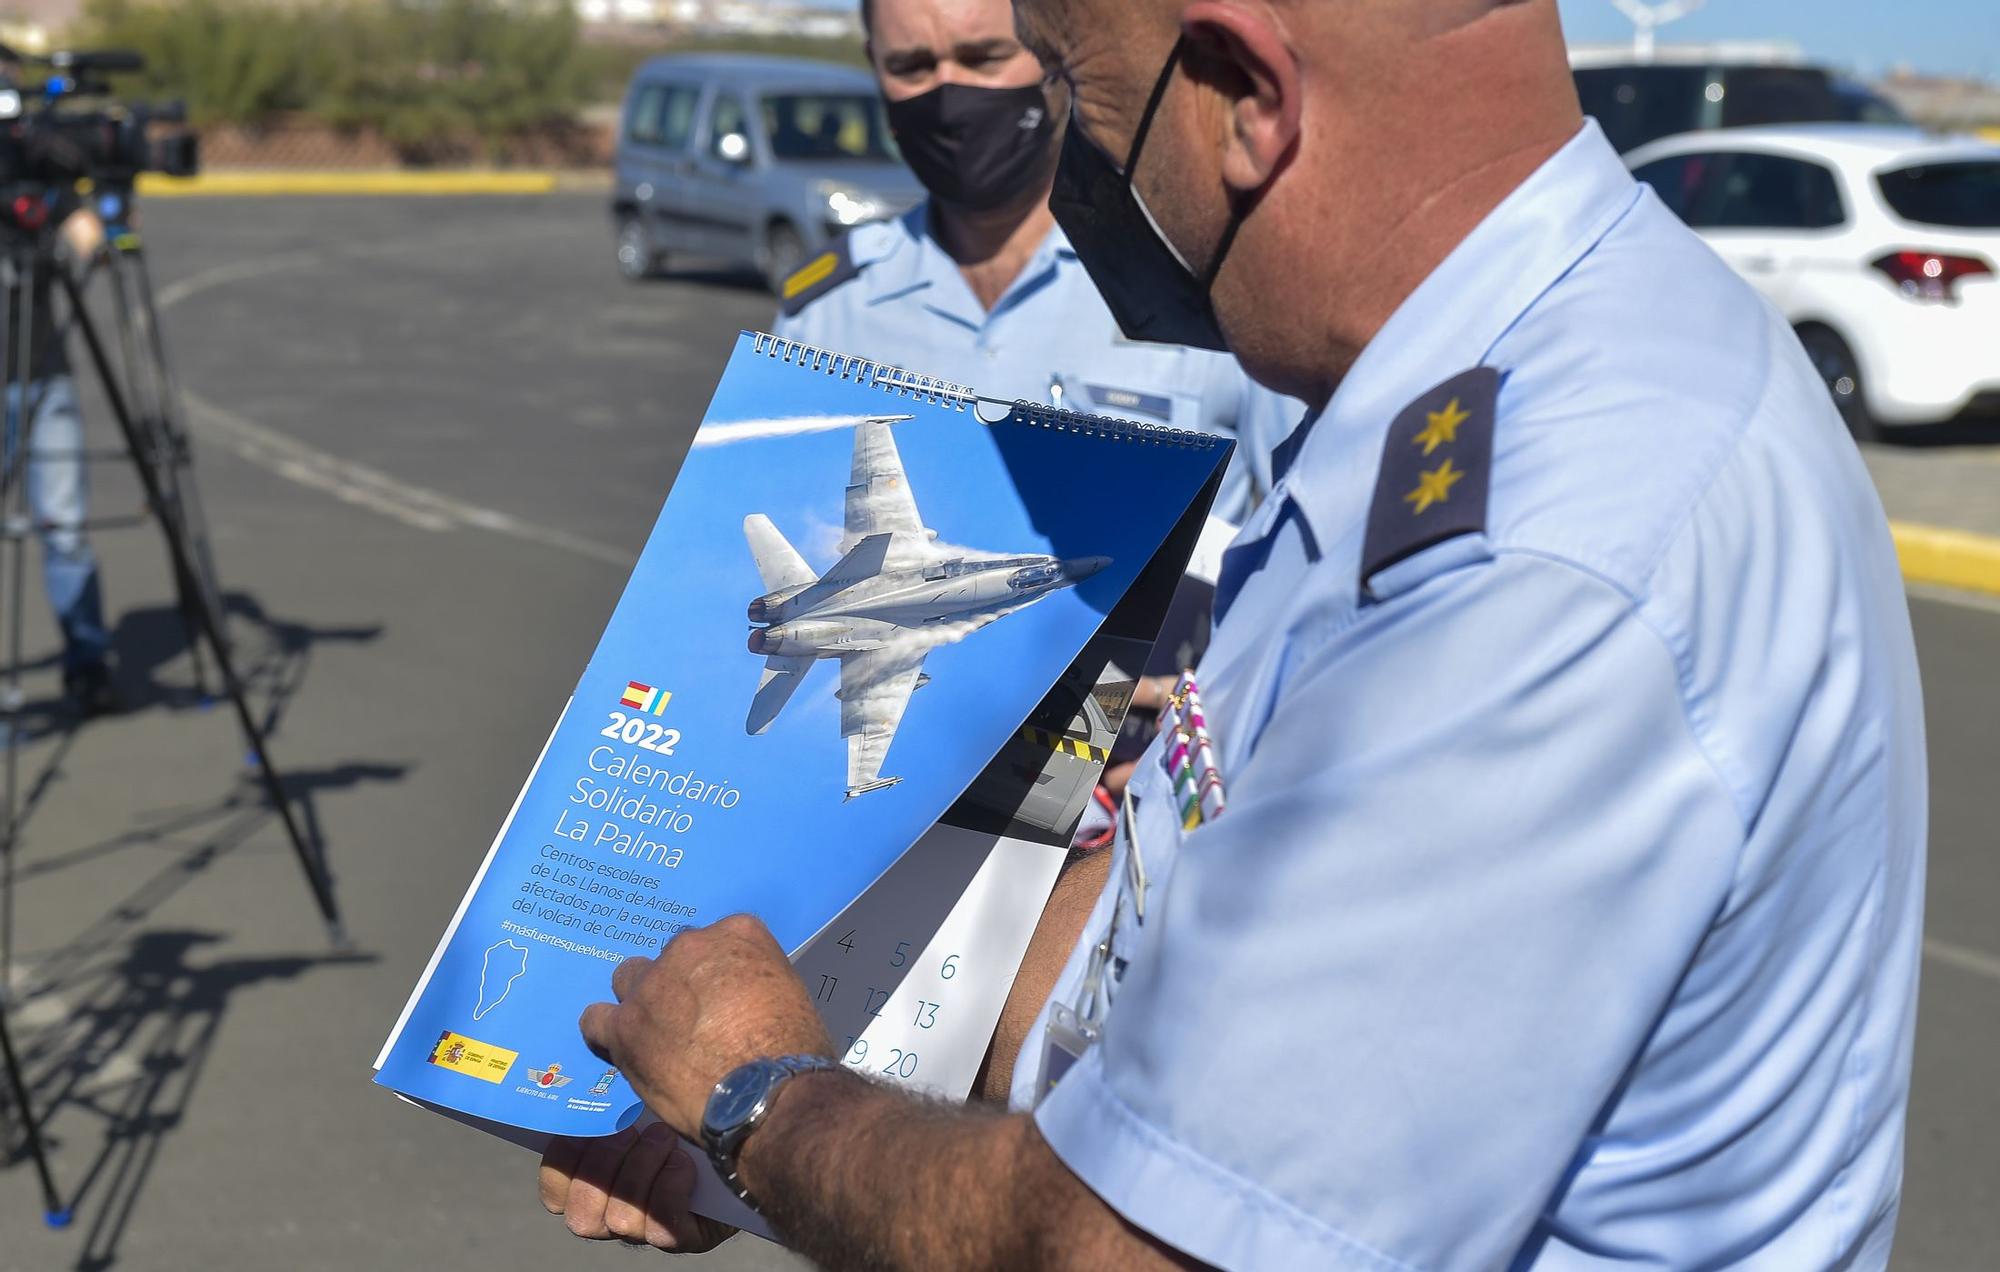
[0,43,198,233]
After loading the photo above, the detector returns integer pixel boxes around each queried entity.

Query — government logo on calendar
[619,681,672,715]
[527,1062,572,1089]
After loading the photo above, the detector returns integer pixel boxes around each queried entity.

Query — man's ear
[1181,1,1301,193]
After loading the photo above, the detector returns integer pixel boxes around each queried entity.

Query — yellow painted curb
[135,170,560,197]
[1890,520,2000,598]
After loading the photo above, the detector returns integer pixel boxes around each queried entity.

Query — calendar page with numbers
[373,330,1229,1144]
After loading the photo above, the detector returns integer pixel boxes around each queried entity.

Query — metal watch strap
[707,1054,838,1211]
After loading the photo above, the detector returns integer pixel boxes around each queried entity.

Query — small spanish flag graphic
[427,1030,518,1084]
[619,681,672,715]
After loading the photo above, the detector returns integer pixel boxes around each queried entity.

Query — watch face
[704,1061,776,1135]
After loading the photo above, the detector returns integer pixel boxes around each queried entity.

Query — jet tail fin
[746,654,812,735]
[744,514,817,594]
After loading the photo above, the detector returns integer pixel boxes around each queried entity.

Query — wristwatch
[700,1054,839,1210]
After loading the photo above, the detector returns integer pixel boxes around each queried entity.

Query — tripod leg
[2,257,31,993]
[54,266,347,945]
[131,248,230,669]
[100,248,211,697]
[0,997,70,1226]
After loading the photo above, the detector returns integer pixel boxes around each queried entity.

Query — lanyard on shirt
[1035,673,1230,1106]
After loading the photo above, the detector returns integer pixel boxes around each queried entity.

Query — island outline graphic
[475,939,529,1021]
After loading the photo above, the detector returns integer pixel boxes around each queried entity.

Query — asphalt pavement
[0,194,1993,1270]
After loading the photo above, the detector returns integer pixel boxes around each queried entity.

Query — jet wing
[746,654,813,735]
[844,419,929,557]
[839,646,926,797]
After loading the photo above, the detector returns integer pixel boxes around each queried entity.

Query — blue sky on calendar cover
[376,332,1225,1136]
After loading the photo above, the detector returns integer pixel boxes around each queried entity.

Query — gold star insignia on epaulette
[1412,397,1470,456]
[1404,458,1464,515]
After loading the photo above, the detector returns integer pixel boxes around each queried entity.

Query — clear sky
[1555,0,1997,80]
[810,1,1992,81]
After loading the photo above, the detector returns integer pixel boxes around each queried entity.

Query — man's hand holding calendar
[579,913,834,1136]
[540,914,830,1251]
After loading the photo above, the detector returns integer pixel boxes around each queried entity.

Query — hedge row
[79,0,596,156]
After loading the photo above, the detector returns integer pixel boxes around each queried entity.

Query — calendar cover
[373,330,1231,1137]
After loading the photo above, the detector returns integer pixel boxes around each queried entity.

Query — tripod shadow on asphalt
[6,930,374,1272]
[0,773,388,1270]
[0,591,395,1265]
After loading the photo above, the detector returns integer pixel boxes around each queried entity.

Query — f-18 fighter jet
[743,416,1109,799]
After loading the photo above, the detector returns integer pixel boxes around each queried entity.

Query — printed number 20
[602,711,680,755]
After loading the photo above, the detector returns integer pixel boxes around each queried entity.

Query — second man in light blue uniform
[768,0,1297,525]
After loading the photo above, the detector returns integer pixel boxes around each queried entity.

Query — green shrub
[78,0,596,156]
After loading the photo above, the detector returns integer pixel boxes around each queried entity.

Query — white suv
[1624,124,2000,437]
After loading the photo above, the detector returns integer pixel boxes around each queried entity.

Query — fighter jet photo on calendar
[376,331,1228,1143]
[742,416,1110,800]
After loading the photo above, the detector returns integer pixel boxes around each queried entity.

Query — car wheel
[615,216,662,282]
[763,223,807,295]
[1796,325,1877,443]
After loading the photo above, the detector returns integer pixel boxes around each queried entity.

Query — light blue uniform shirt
[770,203,1299,522]
[1013,121,1927,1270]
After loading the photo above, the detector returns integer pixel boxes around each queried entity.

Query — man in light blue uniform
[535,3,1927,1267]
[769,0,1296,522]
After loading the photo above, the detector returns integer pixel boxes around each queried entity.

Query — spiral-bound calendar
[373,330,1230,1166]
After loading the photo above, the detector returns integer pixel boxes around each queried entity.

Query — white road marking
[154,240,633,568]
[1924,938,2000,985]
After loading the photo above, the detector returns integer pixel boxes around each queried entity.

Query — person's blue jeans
[4,376,109,677]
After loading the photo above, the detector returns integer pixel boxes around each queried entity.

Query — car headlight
[818,182,887,226]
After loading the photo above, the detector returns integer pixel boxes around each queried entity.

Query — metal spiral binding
[1001,401,1219,449]
[751,331,974,410]
[746,329,1220,448]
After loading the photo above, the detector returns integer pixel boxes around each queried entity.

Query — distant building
[574,0,858,38]
[1567,40,1807,69]
[0,0,82,53]
[1876,68,2000,131]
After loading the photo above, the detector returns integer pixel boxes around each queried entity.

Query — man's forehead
[875,0,1020,47]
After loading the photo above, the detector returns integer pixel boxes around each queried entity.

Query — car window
[1833,80,1912,126]
[657,86,699,150]
[1719,67,1841,129]
[1876,161,2000,229]
[761,93,896,161]
[625,84,666,145]
[1573,65,1710,154]
[1663,152,1845,230]
[1633,152,1720,222]
[708,94,749,158]
[625,82,699,150]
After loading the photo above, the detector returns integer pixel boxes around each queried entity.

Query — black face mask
[1048,41,1244,352]
[885,81,1058,212]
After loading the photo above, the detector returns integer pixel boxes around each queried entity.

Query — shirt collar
[862,200,1077,324]
[1281,120,1642,544]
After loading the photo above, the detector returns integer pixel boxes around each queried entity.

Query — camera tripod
[0,201,347,1226]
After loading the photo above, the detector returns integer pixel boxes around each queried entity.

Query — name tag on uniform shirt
[1084,383,1175,422]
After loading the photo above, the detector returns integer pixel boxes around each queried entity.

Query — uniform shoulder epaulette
[778,234,863,318]
[1358,365,1501,599]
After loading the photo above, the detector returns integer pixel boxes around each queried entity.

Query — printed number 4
[601,711,680,755]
